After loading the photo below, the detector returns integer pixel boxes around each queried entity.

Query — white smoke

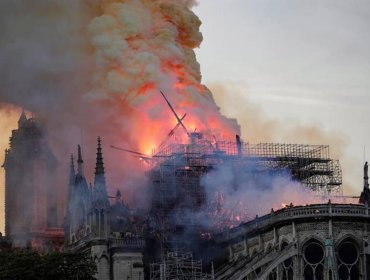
[201,162,318,226]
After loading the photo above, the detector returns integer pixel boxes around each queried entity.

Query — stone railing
[68,234,145,251]
[109,236,145,248]
[217,203,369,242]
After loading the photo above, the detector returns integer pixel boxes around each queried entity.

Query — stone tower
[2,110,63,250]
[359,161,370,205]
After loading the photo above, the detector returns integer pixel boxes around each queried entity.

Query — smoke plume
[0,0,239,227]
[208,83,354,194]
[171,161,319,238]
[0,0,353,238]
[200,163,316,226]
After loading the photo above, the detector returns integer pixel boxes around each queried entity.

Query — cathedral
[4,111,370,280]
[2,112,146,279]
[64,138,146,280]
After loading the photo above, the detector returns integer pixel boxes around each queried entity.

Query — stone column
[273,227,277,246]
[324,237,338,280]
[229,245,233,261]
[293,255,299,280]
[244,238,248,256]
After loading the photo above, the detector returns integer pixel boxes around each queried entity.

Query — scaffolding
[149,153,208,255]
[150,251,213,280]
[150,138,342,194]
[148,135,343,256]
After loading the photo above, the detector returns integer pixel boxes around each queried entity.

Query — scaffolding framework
[150,251,213,280]
[150,140,342,194]
[148,137,343,256]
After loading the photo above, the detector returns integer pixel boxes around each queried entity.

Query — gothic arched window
[280,241,293,280]
[99,256,110,280]
[337,238,359,280]
[268,268,277,280]
[303,239,324,280]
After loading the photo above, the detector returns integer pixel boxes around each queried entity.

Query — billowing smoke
[77,0,240,208]
[200,163,316,227]
[0,0,93,224]
[209,83,354,193]
[0,0,239,156]
[0,0,350,241]
[157,159,319,266]
[0,0,239,229]
[169,161,318,236]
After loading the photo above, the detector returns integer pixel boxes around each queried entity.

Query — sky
[1,0,370,233]
[193,0,370,195]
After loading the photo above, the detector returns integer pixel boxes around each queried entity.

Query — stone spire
[18,108,27,128]
[364,161,369,189]
[95,136,105,176]
[115,189,122,204]
[69,154,75,187]
[359,161,370,205]
[65,154,75,239]
[68,155,76,201]
[92,137,109,238]
[77,145,84,176]
[93,137,107,196]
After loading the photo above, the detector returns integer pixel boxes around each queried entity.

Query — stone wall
[215,203,370,280]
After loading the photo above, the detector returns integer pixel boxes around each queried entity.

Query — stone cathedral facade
[64,138,146,280]
[213,164,370,280]
[2,111,63,251]
[214,202,370,280]
[5,110,370,280]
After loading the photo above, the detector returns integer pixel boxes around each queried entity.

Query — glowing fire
[86,0,240,157]
[281,203,294,208]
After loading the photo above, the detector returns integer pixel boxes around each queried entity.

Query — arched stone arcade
[214,204,370,280]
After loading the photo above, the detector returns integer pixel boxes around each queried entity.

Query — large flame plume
[86,0,240,153]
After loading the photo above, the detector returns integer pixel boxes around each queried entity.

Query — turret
[74,145,89,194]
[18,109,27,128]
[64,155,75,245]
[68,155,75,200]
[359,162,370,205]
[364,161,369,189]
[77,145,84,176]
[69,155,75,187]
[115,189,122,204]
